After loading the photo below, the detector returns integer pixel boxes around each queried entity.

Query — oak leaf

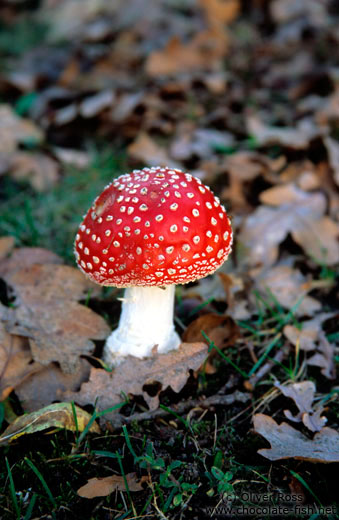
[2,263,109,373]
[253,414,339,463]
[239,184,327,270]
[274,381,327,432]
[65,342,208,420]
[0,324,41,401]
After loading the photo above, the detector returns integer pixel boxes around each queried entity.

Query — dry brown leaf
[65,342,208,419]
[284,324,318,352]
[270,0,328,25]
[37,0,120,41]
[255,265,321,316]
[5,263,102,303]
[128,132,176,168]
[15,360,91,412]
[239,185,326,269]
[274,381,327,432]
[183,313,238,350]
[146,29,228,77]
[77,473,144,498]
[53,147,90,169]
[253,413,339,463]
[324,136,339,187]
[9,152,59,192]
[283,313,334,352]
[0,236,15,262]
[279,159,321,190]
[200,0,239,29]
[0,247,63,278]
[307,331,335,380]
[0,324,41,400]
[221,151,269,211]
[171,126,234,162]
[0,105,43,154]
[272,0,328,24]
[292,217,339,266]
[79,89,115,118]
[12,300,109,374]
[2,263,110,373]
[247,114,323,150]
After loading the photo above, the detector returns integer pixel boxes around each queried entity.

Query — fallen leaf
[307,331,335,380]
[9,152,59,192]
[270,0,328,26]
[0,402,100,446]
[253,413,339,463]
[200,0,239,29]
[324,136,339,187]
[128,132,177,168]
[247,114,323,150]
[292,217,339,266]
[0,105,43,154]
[255,265,321,316]
[65,342,208,420]
[238,184,326,270]
[15,359,92,412]
[221,151,267,211]
[53,147,91,169]
[0,324,41,400]
[77,473,144,498]
[79,89,115,118]
[284,324,318,351]
[2,263,110,373]
[183,313,238,350]
[0,247,63,278]
[146,29,228,77]
[5,263,102,303]
[302,408,328,434]
[0,236,15,261]
[274,381,327,432]
[170,125,234,161]
[283,313,334,352]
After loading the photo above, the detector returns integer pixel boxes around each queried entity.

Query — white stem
[103,285,181,366]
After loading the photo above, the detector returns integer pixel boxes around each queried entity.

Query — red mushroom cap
[74,167,232,287]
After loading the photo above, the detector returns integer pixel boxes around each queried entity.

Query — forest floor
[0,1,338,519]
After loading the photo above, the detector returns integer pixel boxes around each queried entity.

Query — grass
[0,18,48,57]
[1,410,338,519]
[0,147,126,263]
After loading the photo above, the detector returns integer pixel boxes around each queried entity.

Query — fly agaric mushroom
[74,166,232,366]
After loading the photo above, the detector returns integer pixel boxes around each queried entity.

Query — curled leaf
[253,413,339,463]
[0,402,100,445]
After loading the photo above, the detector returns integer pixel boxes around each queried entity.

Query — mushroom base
[103,285,181,366]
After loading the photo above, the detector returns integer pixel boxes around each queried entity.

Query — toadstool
[74,166,232,366]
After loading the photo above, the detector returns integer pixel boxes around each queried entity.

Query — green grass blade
[70,401,79,440]
[23,493,37,520]
[289,470,322,506]
[248,333,281,377]
[201,331,248,379]
[76,401,126,447]
[122,425,139,459]
[159,404,190,430]
[25,457,56,510]
[5,458,20,519]
[116,451,135,516]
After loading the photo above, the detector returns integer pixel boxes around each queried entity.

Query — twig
[107,390,251,429]
[246,346,288,389]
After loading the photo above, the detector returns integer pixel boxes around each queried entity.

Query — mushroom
[74,166,232,366]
